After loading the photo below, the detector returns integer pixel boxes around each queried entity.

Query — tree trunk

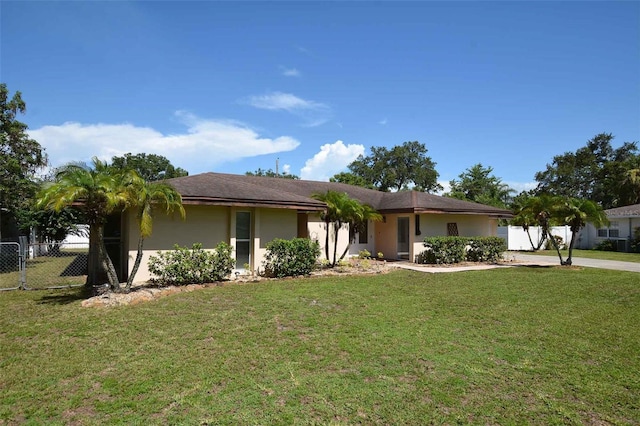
[565,230,578,266]
[546,229,565,265]
[86,224,101,287]
[324,220,330,264]
[338,226,356,261]
[524,227,536,251]
[126,236,144,291]
[86,224,120,290]
[332,221,341,267]
[98,229,120,291]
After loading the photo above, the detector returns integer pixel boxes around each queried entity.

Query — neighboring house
[111,172,512,283]
[580,203,640,252]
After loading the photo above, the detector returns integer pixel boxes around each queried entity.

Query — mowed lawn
[1,267,638,424]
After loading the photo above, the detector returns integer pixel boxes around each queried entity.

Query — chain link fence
[24,242,89,290]
[0,242,22,290]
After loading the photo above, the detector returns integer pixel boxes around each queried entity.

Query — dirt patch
[81,260,394,308]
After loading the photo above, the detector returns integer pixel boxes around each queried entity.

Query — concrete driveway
[509,252,640,273]
[393,252,640,273]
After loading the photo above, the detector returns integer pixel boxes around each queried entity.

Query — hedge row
[416,236,506,264]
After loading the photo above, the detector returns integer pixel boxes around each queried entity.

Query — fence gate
[24,242,89,290]
[0,242,23,290]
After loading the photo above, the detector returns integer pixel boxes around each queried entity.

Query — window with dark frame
[358,221,368,244]
[447,222,459,237]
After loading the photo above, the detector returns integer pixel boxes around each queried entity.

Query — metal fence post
[18,236,28,289]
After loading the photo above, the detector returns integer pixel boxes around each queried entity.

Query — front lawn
[521,248,640,263]
[1,268,638,424]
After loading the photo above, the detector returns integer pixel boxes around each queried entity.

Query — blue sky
[2,1,639,192]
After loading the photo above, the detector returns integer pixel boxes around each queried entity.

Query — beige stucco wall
[127,206,308,283]
[307,213,351,263]
[411,213,499,261]
[371,213,499,261]
[349,219,378,258]
[126,205,230,283]
[252,208,298,272]
[374,214,399,261]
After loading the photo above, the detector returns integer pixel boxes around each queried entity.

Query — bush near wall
[416,236,506,265]
[148,242,234,285]
[263,238,321,278]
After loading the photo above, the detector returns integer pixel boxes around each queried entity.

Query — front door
[397,217,410,260]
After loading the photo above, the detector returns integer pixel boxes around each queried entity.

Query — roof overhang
[379,207,513,218]
[181,196,325,211]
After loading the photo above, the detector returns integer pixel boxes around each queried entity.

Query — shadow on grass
[37,287,89,305]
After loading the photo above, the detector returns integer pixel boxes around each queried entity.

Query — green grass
[1,268,639,424]
[522,248,640,263]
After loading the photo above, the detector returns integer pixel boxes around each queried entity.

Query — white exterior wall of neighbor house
[581,217,640,251]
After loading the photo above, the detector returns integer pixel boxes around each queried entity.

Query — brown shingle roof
[166,172,513,217]
[605,203,640,218]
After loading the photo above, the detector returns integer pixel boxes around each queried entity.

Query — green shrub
[418,237,467,264]
[358,249,371,259]
[466,237,507,262]
[594,239,618,252]
[416,236,506,264]
[630,227,640,253]
[263,238,321,278]
[148,242,234,285]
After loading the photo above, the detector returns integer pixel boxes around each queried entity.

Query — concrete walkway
[393,252,640,274]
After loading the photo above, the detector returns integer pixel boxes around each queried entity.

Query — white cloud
[300,140,365,181]
[246,92,323,112]
[435,180,451,196]
[379,118,388,125]
[243,91,331,127]
[506,181,537,194]
[280,66,300,77]
[282,163,291,174]
[28,112,300,173]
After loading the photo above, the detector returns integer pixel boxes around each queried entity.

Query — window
[415,214,421,236]
[447,222,459,237]
[598,221,619,238]
[358,221,368,244]
[236,211,251,268]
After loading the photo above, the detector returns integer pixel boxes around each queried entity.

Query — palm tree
[312,190,362,267]
[338,202,382,261]
[511,206,546,251]
[125,179,185,290]
[37,158,135,290]
[519,194,565,262]
[557,198,608,265]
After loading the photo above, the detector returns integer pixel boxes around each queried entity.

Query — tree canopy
[245,168,300,179]
[0,83,47,235]
[535,133,640,208]
[343,141,442,192]
[111,153,188,182]
[445,163,514,208]
[329,172,375,189]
